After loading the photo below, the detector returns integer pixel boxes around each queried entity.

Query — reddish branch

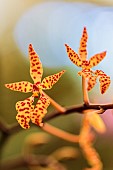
[44,102,113,122]
[0,102,113,135]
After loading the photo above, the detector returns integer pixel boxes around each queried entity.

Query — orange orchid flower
[5,44,65,96]
[65,27,110,94]
[5,44,65,128]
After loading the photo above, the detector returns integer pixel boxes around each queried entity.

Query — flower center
[82,60,90,69]
[33,84,40,92]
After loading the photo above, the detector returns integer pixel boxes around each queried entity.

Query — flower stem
[42,123,79,143]
[43,91,66,113]
[82,76,89,105]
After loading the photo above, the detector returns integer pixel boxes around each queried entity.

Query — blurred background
[1,0,113,169]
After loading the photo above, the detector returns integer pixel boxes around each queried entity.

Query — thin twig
[42,123,79,143]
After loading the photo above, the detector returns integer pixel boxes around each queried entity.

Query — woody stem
[42,123,79,143]
[82,76,89,105]
[43,91,66,113]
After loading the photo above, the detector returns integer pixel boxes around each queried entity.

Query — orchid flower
[5,44,65,128]
[5,44,65,96]
[65,27,110,94]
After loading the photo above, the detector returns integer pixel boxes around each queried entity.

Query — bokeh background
[1,0,113,169]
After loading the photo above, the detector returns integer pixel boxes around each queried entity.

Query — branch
[0,102,113,135]
[44,102,113,122]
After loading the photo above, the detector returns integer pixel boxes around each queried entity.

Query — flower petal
[5,81,33,93]
[89,51,106,68]
[95,70,111,94]
[87,75,97,91]
[87,112,106,133]
[16,96,34,129]
[40,70,65,90]
[31,93,50,127]
[100,76,111,94]
[65,44,82,67]
[79,27,88,61]
[29,44,43,84]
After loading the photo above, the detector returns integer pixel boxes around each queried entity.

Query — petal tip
[103,51,107,56]
[29,43,32,47]
[5,84,8,87]
[105,51,107,55]
[83,26,87,30]
[65,44,68,47]
[5,84,10,89]
[62,70,66,73]
[29,44,33,52]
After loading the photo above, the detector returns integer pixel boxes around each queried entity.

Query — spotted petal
[29,44,43,84]
[40,70,65,90]
[89,51,106,68]
[87,75,97,91]
[65,44,82,67]
[95,70,111,94]
[79,27,88,61]
[31,93,50,127]
[87,112,106,133]
[5,81,33,93]
[16,96,34,129]
[99,76,110,94]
